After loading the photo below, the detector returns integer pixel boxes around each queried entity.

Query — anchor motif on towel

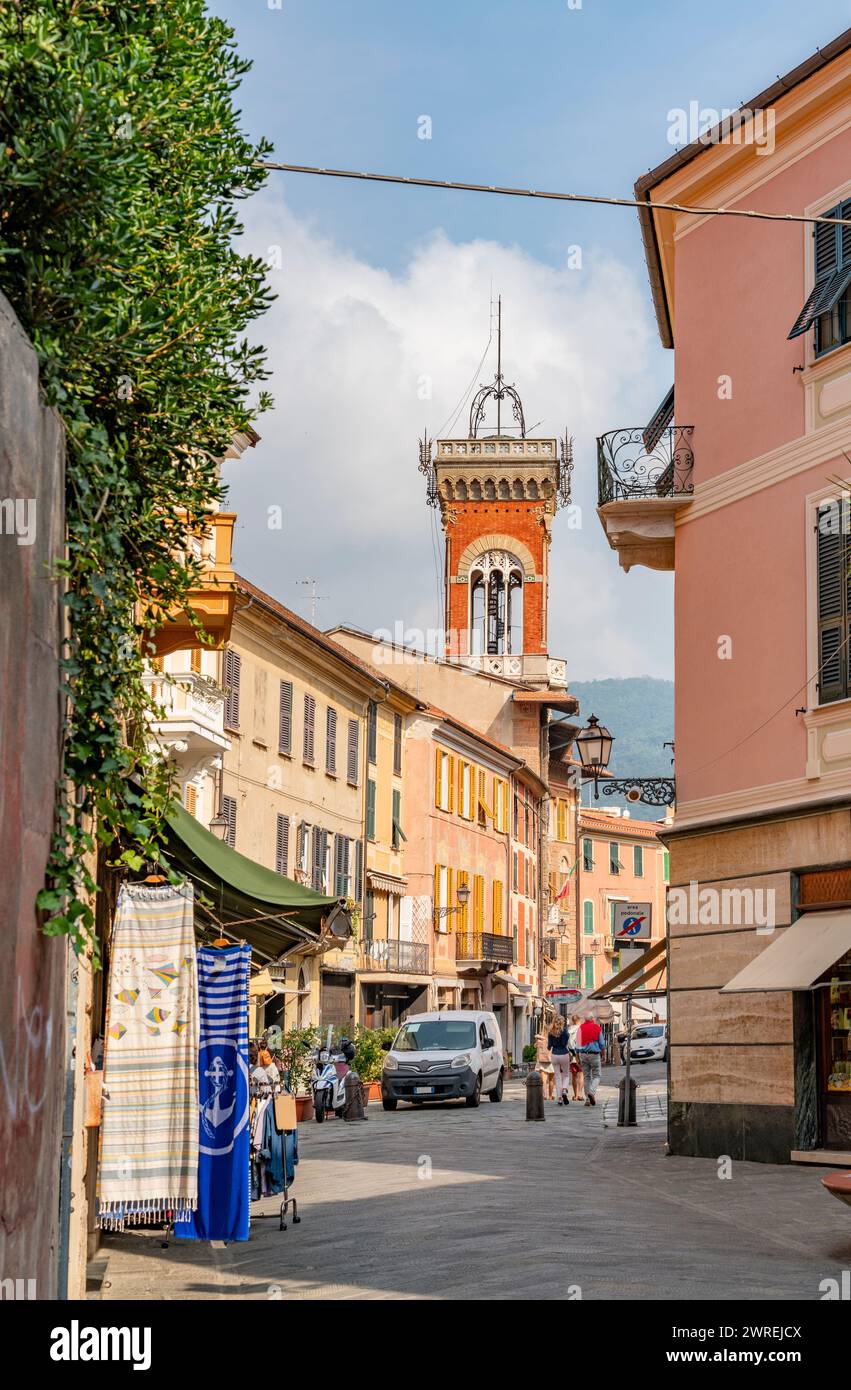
[200,1054,235,1139]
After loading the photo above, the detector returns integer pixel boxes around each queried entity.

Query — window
[609,842,620,874]
[325,706,337,774]
[278,680,293,755]
[433,864,453,931]
[493,777,509,832]
[493,879,504,934]
[663,850,670,883]
[583,838,594,871]
[435,747,454,812]
[583,956,595,990]
[367,700,378,763]
[477,769,492,827]
[816,498,851,704]
[583,900,594,935]
[788,200,851,353]
[472,875,485,932]
[391,788,405,849]
[556,798,567,841]
[347,719,359,785]
[297,821,311,876]
[221,794,237,849]
[224,649,240,730]
[393,712,403,775]
[333,834,351,897]
[275,814,289,876]
[469,550,524,655]
[458,760,473,820]
[366,778,376,841]
[633,844,644,877]
[303,693,316,764]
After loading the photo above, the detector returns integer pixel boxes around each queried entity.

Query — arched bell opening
[469,551,525,656]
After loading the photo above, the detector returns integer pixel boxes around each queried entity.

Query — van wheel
[382,1098,397,1111]
[488,1070,504,1102]
[465,1075,482,1107]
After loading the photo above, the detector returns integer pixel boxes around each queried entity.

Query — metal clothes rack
[249,1076,300,1233]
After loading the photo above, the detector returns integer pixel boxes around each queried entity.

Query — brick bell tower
[418,300,573,688]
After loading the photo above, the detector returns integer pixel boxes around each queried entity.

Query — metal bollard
[343,1070,368,1122]
[618,1075,638,1127]
[525,1068,545,1121]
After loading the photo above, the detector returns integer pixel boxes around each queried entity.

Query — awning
[513,690,579,714]
[492,971,533,994]
[164,800,350,960]
[435,977,461,990]
[367,870,408,896]
[357,972,431,986]
[721,911,851,993]
[589,938,667,998]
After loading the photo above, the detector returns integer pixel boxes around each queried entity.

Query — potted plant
[280,1025,319,1120]
[352,1024,396,1102]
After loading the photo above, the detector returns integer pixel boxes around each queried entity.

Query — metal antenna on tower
[296,578,330,626]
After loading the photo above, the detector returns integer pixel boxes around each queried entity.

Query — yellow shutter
[185,784,197,816]
[457,759,464,816]
[434,863,442,924]
[457,870,469,931]
[473,874,484,932]
[447,867,455,928]
[191,647,202,673]
[493,879,503,934]
[557,798,567,841]
[448,755,456,813]
[434,747,442,809]
[477,770,492,822]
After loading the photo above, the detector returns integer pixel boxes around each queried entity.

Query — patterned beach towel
[98,882,199,1230]
[175,943,251,1242]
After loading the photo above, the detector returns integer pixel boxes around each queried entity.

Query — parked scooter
[311,1027,356,1122]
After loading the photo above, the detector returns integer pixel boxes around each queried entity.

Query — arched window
[469,550,524,655]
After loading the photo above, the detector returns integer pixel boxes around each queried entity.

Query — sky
[213,0,851,680]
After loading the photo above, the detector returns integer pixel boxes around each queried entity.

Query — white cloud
[225,188,674,680]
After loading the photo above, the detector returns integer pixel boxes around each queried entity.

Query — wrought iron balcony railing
[360,939,430,975]
[597,425,694,505]
[455,931,514,965]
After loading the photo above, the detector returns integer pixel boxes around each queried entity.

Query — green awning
[164,801,347,960]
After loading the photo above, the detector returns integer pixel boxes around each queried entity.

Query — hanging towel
[175,943,251,1242]
[98,882,199,1229]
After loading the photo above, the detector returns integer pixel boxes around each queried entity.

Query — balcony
[146,511,237,657]
[455,931,514,968]
[360,939,430,976]
[144,669,230,771]
[596,425,694,572]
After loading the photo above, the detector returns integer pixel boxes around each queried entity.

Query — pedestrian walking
[568,1013,585,1101]
[534,1030,555,1100]
[577,1014,604,1107]
[547,1015,571,1105]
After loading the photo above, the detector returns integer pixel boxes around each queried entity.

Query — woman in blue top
[547,1015,572,1105]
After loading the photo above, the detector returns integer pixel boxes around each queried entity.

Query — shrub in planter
[522,1044,537,1064]
[352,1024,396,1084]
[279,1026,319,1096]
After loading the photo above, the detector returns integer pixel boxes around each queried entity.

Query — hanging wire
[258,161,851,228]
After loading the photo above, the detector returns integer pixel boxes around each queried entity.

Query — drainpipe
[57,937,77,1300]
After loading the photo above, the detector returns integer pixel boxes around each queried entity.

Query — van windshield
[394,1020,477,1051]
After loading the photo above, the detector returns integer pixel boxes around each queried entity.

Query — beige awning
[721,911,851,993]
[435,977,461,990]
[367,870,407,896]
[357,971,431,986]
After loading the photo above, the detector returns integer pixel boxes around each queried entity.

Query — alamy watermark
[0,497,36,546]
[667,102,775,156]
[667,880,776,934]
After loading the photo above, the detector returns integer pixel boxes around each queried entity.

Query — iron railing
[597,425,694,505]
[360,939,429,975]
[455,931,514,965]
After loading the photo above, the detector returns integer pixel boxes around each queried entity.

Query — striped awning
[367,870,408,896]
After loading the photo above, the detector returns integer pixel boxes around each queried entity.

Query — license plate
[414,1086,435,1095]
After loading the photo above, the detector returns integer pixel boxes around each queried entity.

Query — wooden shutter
[224,649,241,729]
[311,826,325,890]
[326,706,337,774]
[434,747,443,809]
[366,778,376,840]
[347,718,359,784]
[393,712,403,775]
[391,787,402,848]
[367,701,377,763]
[473,875,484,932]
[275,814,289,876]
[184,784,197,816]
[278,681,293,755]
[493,879,503,934]
[190,647,202,673]
[222,794,237,849]
[303,693,316,763]
[583,900,594,934]
[334,834,350,897]
[354,838,363,900]
[457,870,469,931]
[817,502,851,704]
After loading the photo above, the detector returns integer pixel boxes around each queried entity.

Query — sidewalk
[93,1078,850,1301]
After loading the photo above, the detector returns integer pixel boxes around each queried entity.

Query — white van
[381,1010,505,1110]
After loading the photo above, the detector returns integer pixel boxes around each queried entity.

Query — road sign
[612,901,652,942]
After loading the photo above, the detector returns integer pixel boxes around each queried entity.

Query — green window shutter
[633,844,643,877]
[583,900,594,935]
[391,788,405,848]
[366,778,376,841]
[582,838,593,871]
[663,851,670,883]
[367,701,378,763]
[583,957,594,989]
[817,502,851,704]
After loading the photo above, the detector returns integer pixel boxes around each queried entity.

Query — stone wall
[0,290,67,1298]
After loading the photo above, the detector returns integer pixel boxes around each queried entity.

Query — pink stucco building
[598,29,851,1163]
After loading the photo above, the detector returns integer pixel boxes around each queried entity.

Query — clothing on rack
[98,882,199,1230]
[175,942,251,1243]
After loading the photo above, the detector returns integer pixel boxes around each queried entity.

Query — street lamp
[575,713,675,808]
[209,810,230,841]
[436,879,471,922]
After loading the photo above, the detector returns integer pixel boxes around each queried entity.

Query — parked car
[381,1010,504,1109]
[624,1023,667,1063]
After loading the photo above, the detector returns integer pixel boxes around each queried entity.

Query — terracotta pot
[295,1095,314,1122]
[363,1080,382,1103]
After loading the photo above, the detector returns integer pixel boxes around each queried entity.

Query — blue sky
[212,0,851,679]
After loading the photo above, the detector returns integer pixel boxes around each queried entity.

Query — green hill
[568,677,674,822]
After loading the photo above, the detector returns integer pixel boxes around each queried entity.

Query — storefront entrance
[818,950,851,1150]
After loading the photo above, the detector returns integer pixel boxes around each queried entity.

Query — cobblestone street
[94,1072,851,1302]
